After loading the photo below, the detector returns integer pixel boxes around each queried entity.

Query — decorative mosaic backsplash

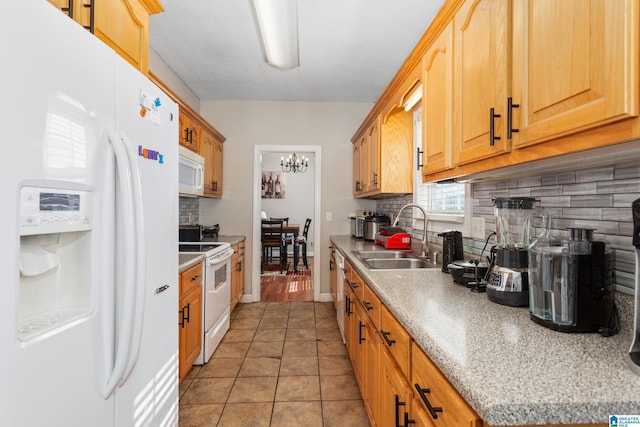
[377,162,640,294]
[179,196,199,225]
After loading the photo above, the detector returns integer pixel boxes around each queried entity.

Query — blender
[528,228,617,334]
[486,197,549,307]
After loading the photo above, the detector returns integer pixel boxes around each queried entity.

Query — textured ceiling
[149,0,444,102]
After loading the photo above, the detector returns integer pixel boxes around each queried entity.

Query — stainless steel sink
[354,250,439,269]
[355,250,411,260]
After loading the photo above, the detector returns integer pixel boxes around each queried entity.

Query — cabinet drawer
[362,284,381,330]
[411,343,481,427]
[349,269,365,301]
[380,304,411,378]
[180,262,203,296]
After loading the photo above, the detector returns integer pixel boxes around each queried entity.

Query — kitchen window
[413,106,471,235]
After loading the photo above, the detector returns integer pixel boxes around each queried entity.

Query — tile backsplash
[377,162,640,294]
[179,196,199,225]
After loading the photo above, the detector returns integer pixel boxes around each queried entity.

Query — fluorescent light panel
[253,0,299,70]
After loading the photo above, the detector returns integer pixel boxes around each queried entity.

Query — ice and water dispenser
[18,184,93,342]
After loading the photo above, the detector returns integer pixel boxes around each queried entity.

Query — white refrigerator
[0,1,179,426]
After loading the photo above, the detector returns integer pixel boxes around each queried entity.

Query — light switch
[326,212,332,221]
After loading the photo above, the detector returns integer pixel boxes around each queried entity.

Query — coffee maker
[486,197,549,307]
[438,231,464,272]
[528,228,617,334]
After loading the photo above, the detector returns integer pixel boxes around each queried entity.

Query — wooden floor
[260,258,313,302]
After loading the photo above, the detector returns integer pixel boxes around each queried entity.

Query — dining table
[261,223,301,271]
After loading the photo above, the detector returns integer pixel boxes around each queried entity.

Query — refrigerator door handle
[102,129,137,399]
[120,132,146,384]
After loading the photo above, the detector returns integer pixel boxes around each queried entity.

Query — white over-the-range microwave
[179,145,205,196]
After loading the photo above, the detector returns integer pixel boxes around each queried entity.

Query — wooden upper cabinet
[367,119,380,192]
[48,0,162,75]
[202,130,224,198]
[422,20,454,176]
[179,110,201,153]
[511,0,639,148]
[453,0,510,166]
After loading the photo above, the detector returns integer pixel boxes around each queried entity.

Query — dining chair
[261,219,288,273]
[296,218,312,269]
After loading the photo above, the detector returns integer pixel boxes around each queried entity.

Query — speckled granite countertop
[330,235,640,426]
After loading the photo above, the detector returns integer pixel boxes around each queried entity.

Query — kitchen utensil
[375,227,412,249]
[439,231,464,272]
[447,260,489,286]
[486,197,549,307]
[630,198,640,374]
[364,214,391,241]
[528,228,617,334]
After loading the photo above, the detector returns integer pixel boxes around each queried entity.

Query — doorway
[251,145,322,302]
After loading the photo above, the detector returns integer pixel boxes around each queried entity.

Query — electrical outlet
[472,217,485,239]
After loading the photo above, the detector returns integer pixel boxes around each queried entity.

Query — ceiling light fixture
[281,153,308,173]
[253,0,299,70]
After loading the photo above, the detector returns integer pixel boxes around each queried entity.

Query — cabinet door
[381,348,414,427]
[94,0,161,75]
[367,120,381,191]
[179,286,202,380]
[201,129,223,198]
[179,111,200,152]
[511,0,638,148]
[453,0,510,165]
[422,21,454,176]
[364,320,382,426]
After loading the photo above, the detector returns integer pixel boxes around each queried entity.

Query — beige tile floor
[178,301,371,427]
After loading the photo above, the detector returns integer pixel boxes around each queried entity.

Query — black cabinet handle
[415,383,443,419]
[489,107,501,146]
[395,395,412,427]
[191,275,201,281]
[345,295,352,316]
[372,172,378,186]
[351,281,359,289]
[403,413,416,426]
[62,0,73,17]
[416,147,423,170]
[507,97,520,139]
[83,0,95,33]
[179,303,191,328]
[329,259,334,271]
[237,261,242,272]
[355,181,361,192]
[184,303,190,323]
[381,329,396,346]
[359,321,365,344]
[363,301,373,311]
[213,181,218,192]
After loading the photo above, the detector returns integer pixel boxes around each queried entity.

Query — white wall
[149,49,201,110]
[197,100,376,297]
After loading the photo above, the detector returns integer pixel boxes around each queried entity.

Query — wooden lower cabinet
[178,262,203,381]
[381,347,414,427]
[412,343,481,427]
[230,241,245,312]
[364,318,382,426]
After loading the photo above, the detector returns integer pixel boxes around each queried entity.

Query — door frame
[251,144,322,301]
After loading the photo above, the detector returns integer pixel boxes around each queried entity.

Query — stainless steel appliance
[364,214,391,241]
[528,228,617,334]
[487,197,549,307]
[350,216,365,238]
[631,198,640,374]
[179,237,234,364]
[439,231,464,272]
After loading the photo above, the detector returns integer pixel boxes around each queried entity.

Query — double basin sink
[354,250,439,270]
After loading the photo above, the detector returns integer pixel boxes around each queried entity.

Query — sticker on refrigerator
[139,89,161,125]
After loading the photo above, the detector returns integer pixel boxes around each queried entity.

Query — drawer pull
[381,329,396,346]
[359,321,365,344]
[363,301,373,311]
[415,383,443,419]
[191,275,201,281]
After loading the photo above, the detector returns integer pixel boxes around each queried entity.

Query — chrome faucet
[392,203,429,258]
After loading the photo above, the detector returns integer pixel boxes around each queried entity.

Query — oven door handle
[207,248,235,266]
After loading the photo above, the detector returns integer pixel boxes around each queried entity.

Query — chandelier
[281,153,308,173]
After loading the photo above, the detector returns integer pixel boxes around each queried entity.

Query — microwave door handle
[197,164,204,190]
[119,133,147,384]
[102,128,136,399]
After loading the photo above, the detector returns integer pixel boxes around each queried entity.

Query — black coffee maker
[439,231,464,272]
